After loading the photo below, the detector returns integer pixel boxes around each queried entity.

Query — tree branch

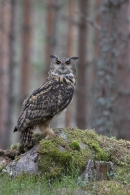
[60,14,80,26]
[75,10,101,31]
[114,32,130,57]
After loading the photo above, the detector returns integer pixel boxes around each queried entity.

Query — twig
[60,14,80,26]
[118,90,130,96]
[75,10,101,31]
[114,32,130,57]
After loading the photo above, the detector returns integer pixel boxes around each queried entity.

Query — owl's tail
[20,127,34,148]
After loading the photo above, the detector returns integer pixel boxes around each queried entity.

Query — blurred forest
[0,0,130,149]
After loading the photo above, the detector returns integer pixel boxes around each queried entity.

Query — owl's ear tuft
[50,55,58,59]
[70,57,79,61]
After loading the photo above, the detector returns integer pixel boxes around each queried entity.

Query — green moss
[33,133,44,144]
[13,127,128,185]
[14,155,20,161]
[88,141,109,161]
[66,128,110,161]
[69,140,80,151]
[37,129,113,178]
[50,149,72,165]
[9,129,126,183]
[39,139,74,178]
[10,143,20,151]
[38,133,90,178]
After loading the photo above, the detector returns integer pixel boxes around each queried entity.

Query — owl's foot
[44,128,55,139]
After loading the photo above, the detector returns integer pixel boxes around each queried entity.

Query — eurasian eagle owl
[14,55,78,148]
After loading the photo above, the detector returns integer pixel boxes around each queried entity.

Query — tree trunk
[45,0,62,78]
[65,0,75,127]
[86,0,97,129]
[115,1,130,140]
[45,0,63,128]
[76,0,88,129]
[45,0,54,78]
[0,0,12,149]
[21,0,32,102]
[93,0,128,136]
[7,0,17,146]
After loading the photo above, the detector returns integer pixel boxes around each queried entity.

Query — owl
[14,55,78,148]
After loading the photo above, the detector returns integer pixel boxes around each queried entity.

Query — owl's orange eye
[66,61,70,65]
[56,61,61,65]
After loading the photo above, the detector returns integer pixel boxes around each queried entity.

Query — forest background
[0,0,130,149]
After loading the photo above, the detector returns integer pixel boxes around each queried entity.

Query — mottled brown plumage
[14,55,78,147]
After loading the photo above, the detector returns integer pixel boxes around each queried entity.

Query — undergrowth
[0,173,130,195]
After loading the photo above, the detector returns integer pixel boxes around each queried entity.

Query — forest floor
[0,128,130,195]
[0,173,130,195]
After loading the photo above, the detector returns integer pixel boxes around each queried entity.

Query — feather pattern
[14,56,78,147]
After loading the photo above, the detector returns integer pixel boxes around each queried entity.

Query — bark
[45,0,63,128]
[45,0,55,78]
[45,0,60,78]
[21,0,32,102]
[86,0,97,129]
[115,2,130,139]
[65,0,75,127]
[76,0,88,129]
[0,0,12,148]
[7,0,17,145]
[93,0,124,136]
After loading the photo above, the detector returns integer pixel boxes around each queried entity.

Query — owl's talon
[44,128,55,139]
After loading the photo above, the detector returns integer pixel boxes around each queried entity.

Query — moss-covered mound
[35,128,130,183]
[1,128,130,195]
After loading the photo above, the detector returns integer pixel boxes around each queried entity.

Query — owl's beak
[61,64,65,70]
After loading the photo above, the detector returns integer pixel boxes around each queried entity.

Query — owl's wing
[16,79,74,131]
[21,80,53,112]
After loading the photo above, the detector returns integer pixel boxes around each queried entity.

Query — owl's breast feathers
[14,75,76,132]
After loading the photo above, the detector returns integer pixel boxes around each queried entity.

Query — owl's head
[49,55,78,77]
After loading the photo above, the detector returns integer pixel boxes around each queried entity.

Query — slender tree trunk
[45,0,54,77]
[0,0,12,148]
[45,0,61,78]
[7,0,17,145]
[45,0,63,128]
[86,0,97,129]
[21,0,32,102]
[76,0,88,129]
[65,0,75,127]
